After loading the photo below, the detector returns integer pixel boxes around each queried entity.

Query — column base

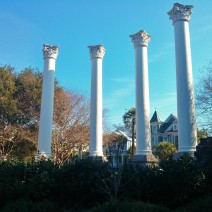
[89,151,103,157]
[173,151,196,160]
[136,150,152,155]
[178,145,196,152]
[89,155,108,162]
[128,153,159,165]
[35,151,52,161]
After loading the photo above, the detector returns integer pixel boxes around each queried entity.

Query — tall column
[88,44,105,157]
[130,30,152,156]
[168,3,197,154]
[38,44,59,156]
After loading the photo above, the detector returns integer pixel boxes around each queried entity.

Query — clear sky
[0,0,212,127]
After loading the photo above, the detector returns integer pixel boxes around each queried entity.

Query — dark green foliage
[156,155,205,208]
[0,156,211,211]
[89,201,170,212]
[0,160,26,205]
[0,159,59,209]
[120,155,206,209]
[198,153,212,194]
[23,159,59,202]
[1,199,61,212]
[57,158,108,209]
[175,196,212,212]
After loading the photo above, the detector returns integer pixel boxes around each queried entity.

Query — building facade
[150,111,178,148]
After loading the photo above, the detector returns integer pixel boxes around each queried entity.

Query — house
[150,111,178,148]
[104,111,178,165]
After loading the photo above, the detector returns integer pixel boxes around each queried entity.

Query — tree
[0,65,90,163]
[0,125,15,160]
[197,128,208,143]
[153,142,177,161]
[195,64,212,134]
[0,66,42,160]
[15,67,42,128]
[0,66,18,125]
[52,89,90,165]
[104,132,127,167]
[123,108,136,156]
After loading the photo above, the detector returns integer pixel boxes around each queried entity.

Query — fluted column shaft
[88,44,105,156]
[130,31,152,155]
[168,3,197,153]
[38,44,59,156]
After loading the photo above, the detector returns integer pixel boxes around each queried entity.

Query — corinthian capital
[88,44,106,59]
[130,30,151,48]
[168,3,193,25]
[43,44,59,59]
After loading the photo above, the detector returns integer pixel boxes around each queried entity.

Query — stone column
[88,44,106,157]
[38,44,59,156]
[130,30,152,156]
[168,3,197,155]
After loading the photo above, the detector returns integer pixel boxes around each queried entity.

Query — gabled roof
[150,111,162,123]
[159,114,177,133]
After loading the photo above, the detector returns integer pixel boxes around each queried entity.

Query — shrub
[0,156,210,210]
[1,199,61,212]
[153,142,177,161]
[0,159,59,209]
[56,158,108,209]
[89,201,170,212]
[175,195,212,212]
[157,155,206,208]
[120,156,206,209]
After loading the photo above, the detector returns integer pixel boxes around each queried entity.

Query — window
[152,137,158,146]
[152,125,157,134]
[173,124,178,130]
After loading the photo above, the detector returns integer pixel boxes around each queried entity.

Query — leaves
[123,108,136,136]
[0,65,90,163]
[153,142,177,161]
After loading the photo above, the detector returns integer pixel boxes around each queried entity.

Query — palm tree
[123,108,136,156]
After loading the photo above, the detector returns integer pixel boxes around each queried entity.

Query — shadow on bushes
[175,195,212,212]
[1,199,60,212]
[0,155,211,210]
[88,201,170,212]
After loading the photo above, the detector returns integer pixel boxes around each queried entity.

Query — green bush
[0,159,59,208]
[57,158,108,209]
[175,195,212,212]
[158,155,206,208]
[0,160,26,205]
[1,199,61,212]
[198,154,212,194]
[153,142,177,161]
[23,159,59,201]
[0,156,210,210]
[89,201,170,212]
[120,155,206,209]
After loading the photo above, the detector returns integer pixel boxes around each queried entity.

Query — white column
[168,3,197,153]
[130,30,152,155]
[38,44,59,156]
[88,44,106,156]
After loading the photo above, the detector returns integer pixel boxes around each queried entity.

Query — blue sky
[0,0,212,127]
